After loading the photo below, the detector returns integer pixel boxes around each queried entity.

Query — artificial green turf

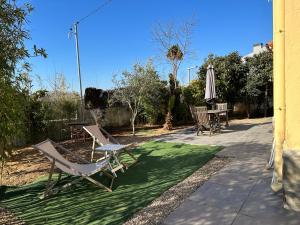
[1,141,221,225]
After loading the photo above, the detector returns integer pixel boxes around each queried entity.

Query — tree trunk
[173,65,178,89]
[163,111,173,130]
[132,121,135,136]
[246,97,251,119]
[131,114,136,136]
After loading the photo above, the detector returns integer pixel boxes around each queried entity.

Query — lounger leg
[45,175,112,198]
[124,149,137,161]
[84,176,112,192]
[108,161,117,177]
[112,151,124,173]
[123,149,138,168]
[91,137,96,162]
[57,171,62,183]
[91,149,95,162]
[43,177,83,198]
[43,160,55,198]
[102,170,115,190]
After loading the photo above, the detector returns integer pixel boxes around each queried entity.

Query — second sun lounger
[83,125,137,170]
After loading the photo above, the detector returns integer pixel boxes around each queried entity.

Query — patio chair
[33,139,115,198]
[189,105,198,130]
[216,103,228,124]
[83,125,137,172]
[195,107,213,136]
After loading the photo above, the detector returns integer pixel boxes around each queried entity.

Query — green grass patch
[1,141,221,225]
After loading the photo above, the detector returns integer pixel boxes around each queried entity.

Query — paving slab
[233,213,300,225]
[208,170,258,190]
[162,119,300,225]
[232,214,259,225]
[163,199,237,225]
[187,181,250,213]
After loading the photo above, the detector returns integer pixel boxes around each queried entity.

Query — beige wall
[273,0,300,211]
[284,1,300,150]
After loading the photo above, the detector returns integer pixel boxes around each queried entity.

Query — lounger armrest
[124,142,137,148]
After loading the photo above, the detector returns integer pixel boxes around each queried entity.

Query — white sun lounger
[83,125,137,172]
[33,139,116,198]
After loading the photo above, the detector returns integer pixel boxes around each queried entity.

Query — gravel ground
[0,208,26,225]
[123,156,230,225]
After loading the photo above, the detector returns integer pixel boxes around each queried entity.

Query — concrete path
[159,118,300,225]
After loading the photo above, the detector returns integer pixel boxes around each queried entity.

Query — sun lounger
[83,125,137,172]
[33,139,115,198]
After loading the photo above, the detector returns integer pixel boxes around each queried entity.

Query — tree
[198,52,247,105]
[166,44,183,89]
[152,20,195,88]
[197,51,273,118]
[111,61,163,135]
[182,79,206,106]
[243,51,273,117]
[26,74,79,143]
[84,88,109,125]
[140,65,168,125]
[46,73,80,121]
[0,0,46,181]
[152,20,196,129]
[163,74,176,130]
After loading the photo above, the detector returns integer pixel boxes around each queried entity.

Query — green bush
[182,80,206,106]
[27,90,80,143]
[197,52,248,105]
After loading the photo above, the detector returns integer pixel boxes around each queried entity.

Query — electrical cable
[78,0,113,24]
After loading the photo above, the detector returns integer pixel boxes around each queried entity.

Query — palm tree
[163,45,184,130]
[166,44,183,89]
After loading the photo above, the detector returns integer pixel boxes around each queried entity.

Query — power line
[78,0,113,23]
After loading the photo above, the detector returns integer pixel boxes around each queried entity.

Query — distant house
[242,43,270,62]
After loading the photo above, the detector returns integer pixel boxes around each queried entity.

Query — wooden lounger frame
[33,139,115,199]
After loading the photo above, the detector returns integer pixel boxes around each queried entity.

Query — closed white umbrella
[204,64,217,103]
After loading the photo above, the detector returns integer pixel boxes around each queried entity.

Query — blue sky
[25,0,272,92]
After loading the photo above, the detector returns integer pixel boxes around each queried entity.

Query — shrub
[182,80,206,106]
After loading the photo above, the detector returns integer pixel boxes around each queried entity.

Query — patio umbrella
[204,64,217,104]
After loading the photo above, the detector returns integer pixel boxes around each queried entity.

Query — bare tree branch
[152,18,196,86]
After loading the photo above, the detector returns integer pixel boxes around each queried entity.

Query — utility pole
[187,66,198,85]
[70,22,84,121]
